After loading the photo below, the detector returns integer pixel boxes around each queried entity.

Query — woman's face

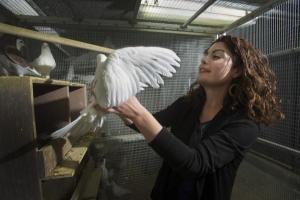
[198,42,240,87]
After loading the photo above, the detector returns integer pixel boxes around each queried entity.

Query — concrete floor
[232,153,300,200]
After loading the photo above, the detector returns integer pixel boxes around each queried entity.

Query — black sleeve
[148,118,259,177]
[127,96,186,131]
[153,96,186,127]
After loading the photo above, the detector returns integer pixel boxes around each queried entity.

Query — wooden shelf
[43,132,95,180]
[0,76,95,200]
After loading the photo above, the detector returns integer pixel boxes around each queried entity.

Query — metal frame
[62,0,80,21]
[24,0,46,16]
[130,0,143,24]
[4,0,289,37]
[257,137,300,157]
[220,0,289,34]
[0,4,19,22]
[16,15,218,37]
[267,47,300,57]
[181,0,217,29]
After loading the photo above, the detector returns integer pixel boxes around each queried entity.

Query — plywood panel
[34,86,70,135]
[69,86,87,120]
[0,76,89,200]
[0,76,42,200]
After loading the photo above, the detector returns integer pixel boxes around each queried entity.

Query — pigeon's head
[41,42,49,49]
[16,39,25,51]
[40,43,53,55]
[96,54,107,66]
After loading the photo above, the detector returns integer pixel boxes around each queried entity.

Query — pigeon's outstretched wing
[93,46,180,108]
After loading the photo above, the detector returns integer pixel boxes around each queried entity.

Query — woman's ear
[232,67,242,78]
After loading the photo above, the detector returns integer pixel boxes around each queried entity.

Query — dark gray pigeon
[0,35,41,77]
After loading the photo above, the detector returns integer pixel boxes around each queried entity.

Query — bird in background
[99,158,131,198]
[31,42,56,78]
[0,34,25,56]
[50,46,180,139]
[0,35,41,76]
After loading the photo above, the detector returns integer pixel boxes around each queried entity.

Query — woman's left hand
[111,96,163,142]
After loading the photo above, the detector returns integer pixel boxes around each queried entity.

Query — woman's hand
[93,103,133,125]
[110,96,163,142]
[109,96,148,121]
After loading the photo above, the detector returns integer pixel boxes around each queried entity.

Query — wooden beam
[0,22,114,53]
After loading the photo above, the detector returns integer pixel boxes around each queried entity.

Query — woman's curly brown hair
[188,35,284,125]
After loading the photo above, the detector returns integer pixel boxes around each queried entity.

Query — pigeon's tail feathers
[18,66,41,77]
[50,103,104,139]
[26,66,42,76]
[50,115,84,139]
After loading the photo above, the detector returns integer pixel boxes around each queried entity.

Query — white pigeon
[31,42,56,78]
[50,46,180,139]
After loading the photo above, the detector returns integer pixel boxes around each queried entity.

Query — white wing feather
[93,46,180,108]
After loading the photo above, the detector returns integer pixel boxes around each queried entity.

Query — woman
[106,35,284,200]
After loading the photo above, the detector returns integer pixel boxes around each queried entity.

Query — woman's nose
[201,56,208,65]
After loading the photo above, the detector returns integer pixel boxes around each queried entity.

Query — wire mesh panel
[227,0,300,186]
[227,0,300,173]
[223,1,300,199]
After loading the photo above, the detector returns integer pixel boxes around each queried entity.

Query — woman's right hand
[94,104,133,125]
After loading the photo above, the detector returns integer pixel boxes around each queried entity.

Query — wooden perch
[0,22,114,54]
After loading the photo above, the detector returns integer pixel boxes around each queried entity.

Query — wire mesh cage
[0,0,299,199]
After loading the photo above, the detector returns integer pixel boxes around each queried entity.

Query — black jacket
[131,93,259,200]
